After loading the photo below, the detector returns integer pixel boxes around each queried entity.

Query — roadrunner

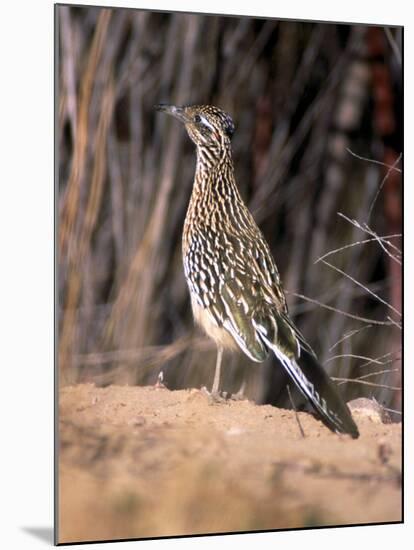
[156,104,359,438]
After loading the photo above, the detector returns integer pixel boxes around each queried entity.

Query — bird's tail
[262,334,359,438]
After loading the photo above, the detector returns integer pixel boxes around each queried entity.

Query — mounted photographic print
[55,2,403,545]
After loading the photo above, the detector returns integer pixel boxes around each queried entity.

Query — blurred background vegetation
[57,6,402,417]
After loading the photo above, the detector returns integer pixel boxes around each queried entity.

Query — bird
[155,103,359,438]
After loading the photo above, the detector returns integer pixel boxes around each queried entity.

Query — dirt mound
[58,384,402,544]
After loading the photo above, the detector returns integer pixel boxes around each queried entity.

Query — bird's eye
[193,113,215,133]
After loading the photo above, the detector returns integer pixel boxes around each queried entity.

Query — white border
[1,1,410,548]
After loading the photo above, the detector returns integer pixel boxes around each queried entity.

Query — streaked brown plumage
[155,103,359,438]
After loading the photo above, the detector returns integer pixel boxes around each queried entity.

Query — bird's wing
[186,225,301,361]
[184,228,272,361]
[247,228,318,359]
[184,221,313,361]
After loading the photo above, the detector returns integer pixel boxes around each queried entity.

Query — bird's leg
[201,346,226,403]
[211,345,223,395]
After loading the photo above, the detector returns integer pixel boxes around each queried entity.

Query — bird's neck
[183,143,244,249]
[195,142,231,175]
[193,143,235,193]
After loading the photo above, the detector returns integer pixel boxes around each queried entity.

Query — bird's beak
[154,104,189,123]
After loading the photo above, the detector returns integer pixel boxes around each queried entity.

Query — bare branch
[386,315,402,329]
[320,259,401,317]
[315,234,402,265]
[329,325,373,351]
[346,147,402,173]
[336,368,400,386]
[355,368,400,381]
[324,353,386,366]
[289,292,396,326]
[337,212,402,262]
[358,350,401,369]
[368,152,403,221]
[287,385,306,438]
[332,377,401,391]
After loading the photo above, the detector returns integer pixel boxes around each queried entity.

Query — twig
[287,385,306,438]
[289,292,395,326]
[332,377,401,391]
[336,368,400,386]
[368,152,403,221]
[342,215,402,256]
[355,368,400,380]
[358,350,400,369]
[329,325,373,351]
[337,213,402,262]
[386,315,402,329]
[346,147,402,173]
[324,353,386,366]
[315,234,402,265]
[320,259,401,317]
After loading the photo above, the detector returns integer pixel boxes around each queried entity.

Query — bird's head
[155,104,235,150]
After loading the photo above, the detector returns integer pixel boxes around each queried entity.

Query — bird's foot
[230,390,245,401]
[201,386,228,404]
[153,370,166,389]
[230,381,246,401]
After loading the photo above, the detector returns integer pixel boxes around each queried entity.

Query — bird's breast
[190,294,239,351]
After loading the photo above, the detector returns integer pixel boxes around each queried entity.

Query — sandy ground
[58,383,402,544]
